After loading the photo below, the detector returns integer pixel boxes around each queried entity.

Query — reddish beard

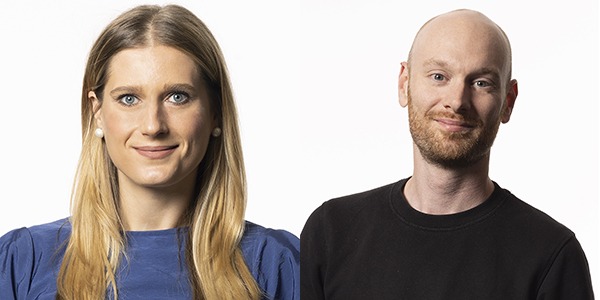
[407,89,503,169]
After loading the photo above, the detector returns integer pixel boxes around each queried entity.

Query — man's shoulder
[321,180,401,216]
[496,187,574,242]
[304,180,403,233]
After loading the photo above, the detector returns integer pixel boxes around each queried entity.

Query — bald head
[408,9,512,81]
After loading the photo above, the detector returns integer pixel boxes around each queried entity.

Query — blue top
[0,219,299,300]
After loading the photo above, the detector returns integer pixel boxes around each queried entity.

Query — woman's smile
[133,145,179,159]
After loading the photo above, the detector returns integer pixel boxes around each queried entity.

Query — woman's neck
[116,171,197,231]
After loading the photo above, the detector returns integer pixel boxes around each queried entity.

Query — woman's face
[91,45,214,191]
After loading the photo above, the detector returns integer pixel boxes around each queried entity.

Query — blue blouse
[0,219,299,299]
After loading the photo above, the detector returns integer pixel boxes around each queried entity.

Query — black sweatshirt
[301,179,594,299]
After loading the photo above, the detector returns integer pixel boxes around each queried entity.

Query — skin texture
[89,45,214,230]
[398,10,518,214]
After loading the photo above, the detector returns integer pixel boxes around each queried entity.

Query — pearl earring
[211,127,222,137]
[94,128,104,138]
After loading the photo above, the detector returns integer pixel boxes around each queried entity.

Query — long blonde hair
[57,5,261,300]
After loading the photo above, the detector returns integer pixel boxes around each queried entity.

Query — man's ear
[398,62,409,107]
[501,79,518,123]
[89,91,103,128]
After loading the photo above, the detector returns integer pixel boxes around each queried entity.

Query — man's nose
[443,81,471,112]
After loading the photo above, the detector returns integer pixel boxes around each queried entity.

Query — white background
[0,0,598,291]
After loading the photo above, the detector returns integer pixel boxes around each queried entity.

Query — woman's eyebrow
[162,83,196,92]
[109,85,143,98]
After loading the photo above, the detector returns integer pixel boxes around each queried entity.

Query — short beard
[407,88,503,169]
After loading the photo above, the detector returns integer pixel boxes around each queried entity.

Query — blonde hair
[57,5,261,300]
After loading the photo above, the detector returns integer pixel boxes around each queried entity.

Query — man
[301,9,594,299]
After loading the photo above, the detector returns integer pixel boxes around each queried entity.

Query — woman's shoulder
[0,218,71,247]
[242,221,299,251]
[241,221,300,299]
[0,218,71,273]
[0,218,70,298]
[1,218,70,249]
[240,221,299,266]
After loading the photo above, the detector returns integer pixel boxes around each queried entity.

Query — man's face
[401,15,515,168]
[406,84,505,168]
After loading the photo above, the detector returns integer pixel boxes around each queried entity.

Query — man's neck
[404,149,495,215]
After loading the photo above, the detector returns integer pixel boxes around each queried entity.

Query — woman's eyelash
[117,94,139,106]
[113,91,193,106]
[167,91,191,105]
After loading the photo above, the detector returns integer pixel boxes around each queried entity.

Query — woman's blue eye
[169,93,189,104]
[119,95,138,106]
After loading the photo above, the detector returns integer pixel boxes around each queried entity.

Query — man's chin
[419,147,487,169]
[430,157,483,169]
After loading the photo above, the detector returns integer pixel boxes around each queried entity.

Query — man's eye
[119,95,138,106]
[432,73,445,81]
[474,80,491,88]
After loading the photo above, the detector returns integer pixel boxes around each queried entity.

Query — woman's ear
[398,62,409,107]
[89,91,103,128]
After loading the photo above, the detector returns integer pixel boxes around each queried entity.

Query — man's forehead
[418,10,499,35]
[416,12,505,47]
[409,10,512,79]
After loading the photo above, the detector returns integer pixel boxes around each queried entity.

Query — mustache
[425,111,482,127]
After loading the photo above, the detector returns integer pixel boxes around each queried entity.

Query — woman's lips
[133,145,178,159]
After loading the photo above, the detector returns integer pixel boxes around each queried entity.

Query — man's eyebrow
[423,58,449,68]
[472,67,501,80]
[423,59,501,79]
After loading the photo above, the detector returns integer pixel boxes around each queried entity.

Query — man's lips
[434,118,476,132]
[133,145,178,159]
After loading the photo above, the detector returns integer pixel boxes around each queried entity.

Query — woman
[0,4,299,300]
